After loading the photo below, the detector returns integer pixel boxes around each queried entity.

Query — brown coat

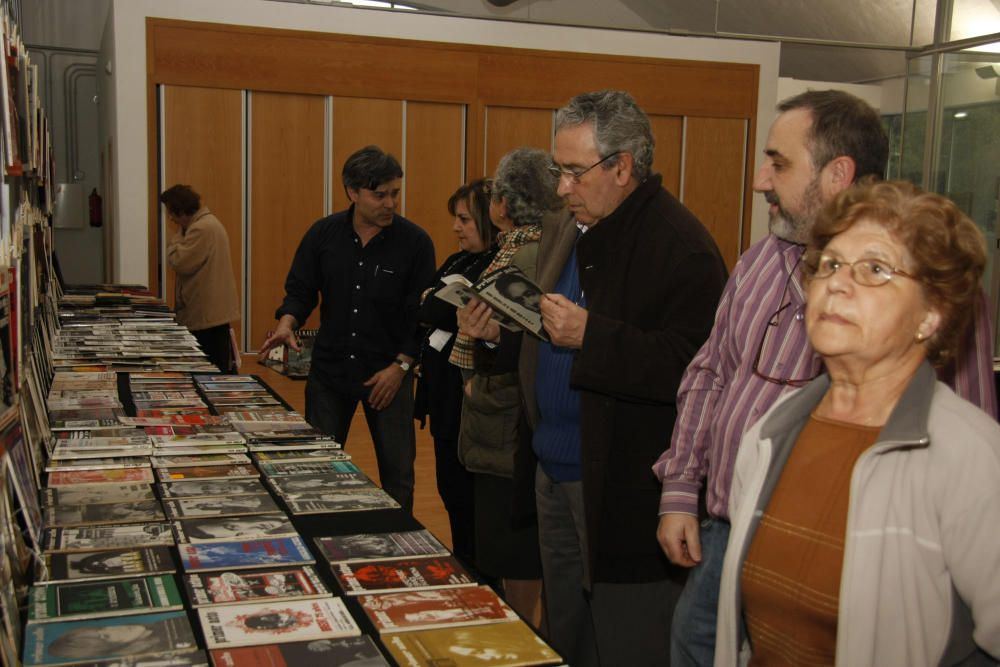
[167,207,240,331]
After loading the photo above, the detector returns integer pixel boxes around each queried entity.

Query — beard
[766,176,823,245]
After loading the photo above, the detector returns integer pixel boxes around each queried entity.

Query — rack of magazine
[2,330,563,666]
[0,232,562,664]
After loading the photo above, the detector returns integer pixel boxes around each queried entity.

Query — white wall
[777,77,885,110]
[105,0,780,284]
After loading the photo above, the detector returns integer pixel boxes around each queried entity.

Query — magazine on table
[42,523,175,553]
[286,490,400,515]
[178,537,316,573]
[41,546,177,583]
[196,598,359,649]
[22,611,199,666]
[163,494,281,520]
[27,574,184,623]
[43,500,165,528]
[208,636,387,667]
[381,620,562,667]
[331,556,476,596]
[40,483,155,507]
[358,585,520,634]
[171,515,295,545]
[315,530,448,564]
[183,565,331,607]
[158,478,268,499]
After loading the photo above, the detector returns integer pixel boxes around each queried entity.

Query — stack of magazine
[29,474,206,666]
[9,277,564,667]
[192,375,284,414]
[315,530,562,666]
[53,309,217,374]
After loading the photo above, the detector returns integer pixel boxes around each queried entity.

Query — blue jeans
[670,517,731,667]
[305,374,416,513]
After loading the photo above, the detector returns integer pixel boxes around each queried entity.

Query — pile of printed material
[13,294,563,666]
[314,530,562,666]
[21,367,389,666]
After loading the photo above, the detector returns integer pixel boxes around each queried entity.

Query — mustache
[764,191,780,206]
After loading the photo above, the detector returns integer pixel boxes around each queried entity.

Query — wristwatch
[395,357,412,373]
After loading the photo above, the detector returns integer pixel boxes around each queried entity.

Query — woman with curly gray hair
[453,147,562,626]
[716,180,1000,666]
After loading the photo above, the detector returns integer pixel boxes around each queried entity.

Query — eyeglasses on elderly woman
[805,251,922,287]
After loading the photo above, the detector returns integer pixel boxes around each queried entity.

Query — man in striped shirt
[652,89,997,667]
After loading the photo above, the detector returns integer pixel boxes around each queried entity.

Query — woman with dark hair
[415,178,499,568]
[161,184,240,373]
[455,147,563,625]
[716,180,1000,666]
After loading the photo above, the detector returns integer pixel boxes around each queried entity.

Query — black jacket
[520,175,728,583]
[414,248,497,441]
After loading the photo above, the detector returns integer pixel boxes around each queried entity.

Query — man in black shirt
[261,146,435,512]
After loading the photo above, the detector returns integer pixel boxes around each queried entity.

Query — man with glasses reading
[261,145,435,513]
[517,90,727,666]
[653,90,997,667]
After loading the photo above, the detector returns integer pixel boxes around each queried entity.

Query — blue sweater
[532,239,585,482]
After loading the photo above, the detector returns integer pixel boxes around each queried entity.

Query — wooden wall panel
[682,117,747,271]
[147,20,758,119]
[249,92,326,350]
[161,86,244,347]
[148,19,762,298]
[404,102,465,265]
[483,106,553,177]
[649,115,683,198]
[331,97,403,213]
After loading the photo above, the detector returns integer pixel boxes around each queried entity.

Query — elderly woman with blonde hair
[715,180,1000,666]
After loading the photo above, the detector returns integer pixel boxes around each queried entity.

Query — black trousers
[191,324,233,373]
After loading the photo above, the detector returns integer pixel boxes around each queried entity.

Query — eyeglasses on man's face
[809,253,920,287]
[547,152,620,184]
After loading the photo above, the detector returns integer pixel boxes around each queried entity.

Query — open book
[433,265,548,341]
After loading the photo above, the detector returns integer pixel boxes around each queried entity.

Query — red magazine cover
[358,585,519,633]
[332,556,476,596]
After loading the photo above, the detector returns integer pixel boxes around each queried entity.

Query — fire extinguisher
[89,188,103,227]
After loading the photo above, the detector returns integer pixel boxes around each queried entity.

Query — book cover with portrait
[359,585,520,634]
[159,478,267,499]
[22,611,198,666]
[42,523,174,554]
[315,530,448,564]
[163,494,281,520]
[197,598,359,649]
[42,546,176,583]
[209,635,387,667]
[183,566,330,607]
[171,516,296,545]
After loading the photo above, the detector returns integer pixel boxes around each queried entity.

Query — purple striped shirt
[653,234,997,519]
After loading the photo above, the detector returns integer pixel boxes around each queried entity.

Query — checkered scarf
[448,224,542,369]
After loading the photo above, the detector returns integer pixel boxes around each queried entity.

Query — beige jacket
[716,363,1000,666]
[167,207,240,331]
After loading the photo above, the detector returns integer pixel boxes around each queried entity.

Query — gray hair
[492,147,562,227]
[555,90,655,181]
